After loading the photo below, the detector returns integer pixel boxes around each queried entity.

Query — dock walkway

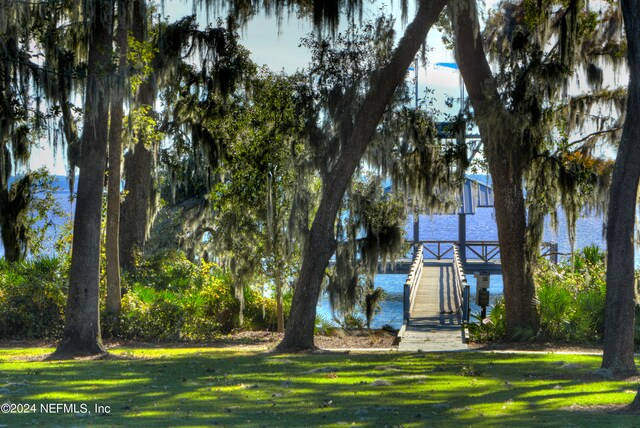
[398,260,467,352]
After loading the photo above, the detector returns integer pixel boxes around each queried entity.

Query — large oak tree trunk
[276,0,447,352]
[52,0,114,359]
[603,0,640,378]
[0,175,32,263]
[488,151,538,334]
[0,222,21,262]
[119,0,158,271]
[106,0,129,316]
[120,142,155,270]
[451,0,539,336]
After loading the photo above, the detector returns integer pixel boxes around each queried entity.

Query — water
[316,274,406,329]
[317,204,623,330]
[0,176,75,258]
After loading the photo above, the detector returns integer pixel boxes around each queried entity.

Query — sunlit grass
[0,347,638,426]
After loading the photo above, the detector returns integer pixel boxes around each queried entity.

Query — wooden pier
[398,245,478,352]
[395,240,557,351]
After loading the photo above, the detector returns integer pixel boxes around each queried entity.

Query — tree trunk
[120,142,155,270]
[0,175,32,263]
[630,391,640,412]
[603,0,640,377]
[51,0,113,359]
[489,153,538,335]
[275,266,285,333]
[0,196,22,263]
[106,0,128,316]
[0,220,21,263]
[119,0,157,272]
[275,0,447,352]
[451,0,539,336]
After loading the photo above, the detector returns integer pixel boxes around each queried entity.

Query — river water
[316,205,629,330]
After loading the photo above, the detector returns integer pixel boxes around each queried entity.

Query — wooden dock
[399,260,468,351]
[395,240,561,351]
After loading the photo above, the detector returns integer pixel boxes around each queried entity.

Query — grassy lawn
[0,346,639,427]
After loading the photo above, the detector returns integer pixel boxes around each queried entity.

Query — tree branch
[565,127,622,148]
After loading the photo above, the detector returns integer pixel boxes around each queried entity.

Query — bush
[536,246,608,344]
[468,298,506,342]
[468,245,616,345]
[0,257,67,339]
[243,286,283,331]
[109,251,278,341]
[0,251,280,341]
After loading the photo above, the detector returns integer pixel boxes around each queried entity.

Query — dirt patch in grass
[0,329,397,354]
[0,339,56,349]
[564,404,640,415]
[104,330,397,350]
[315,329,396,349]
[468,341,604,354]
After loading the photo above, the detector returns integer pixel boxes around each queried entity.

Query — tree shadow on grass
[1,350,639,426]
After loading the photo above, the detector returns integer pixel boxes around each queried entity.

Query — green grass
[0,347,638,427]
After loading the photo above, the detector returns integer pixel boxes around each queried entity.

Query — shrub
[536,272,573,340]
[468,298,506,342]
[0,257,67,339]
[0,251,280,341]
[315,313,336,334]
[110,252,278,340]
[468,245,617,345]
[535,246,608,344]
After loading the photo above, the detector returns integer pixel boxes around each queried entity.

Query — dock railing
[452,245,471,343]
[412,240,558,264]
[403,245,424,324]
[418,240,500,262]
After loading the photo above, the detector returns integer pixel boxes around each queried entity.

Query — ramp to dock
[399,256,469,352]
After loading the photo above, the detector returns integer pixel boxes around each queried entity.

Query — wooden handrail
[410,240,557,264]
[403,245,424,324]
[452,245,471,342]
[413,240,500,262]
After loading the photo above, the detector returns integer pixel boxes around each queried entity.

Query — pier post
[458,213,467,263]
[413,208,420,255]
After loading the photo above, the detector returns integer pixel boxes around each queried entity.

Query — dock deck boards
[399,260,468,352]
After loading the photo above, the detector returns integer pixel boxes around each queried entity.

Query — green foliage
[537,279,573,340]
[128,105,164,148]
[243,284,290,330]
[111,251,279,340]
[470,246,612,345]
[0,257,67,339]
[338,313,366,330]
[0,251,280,341]
[22,168,68,257]
[127,35,157,94]
[468,298,506,342]
[535,246,607,343]
[314,313,336,334]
